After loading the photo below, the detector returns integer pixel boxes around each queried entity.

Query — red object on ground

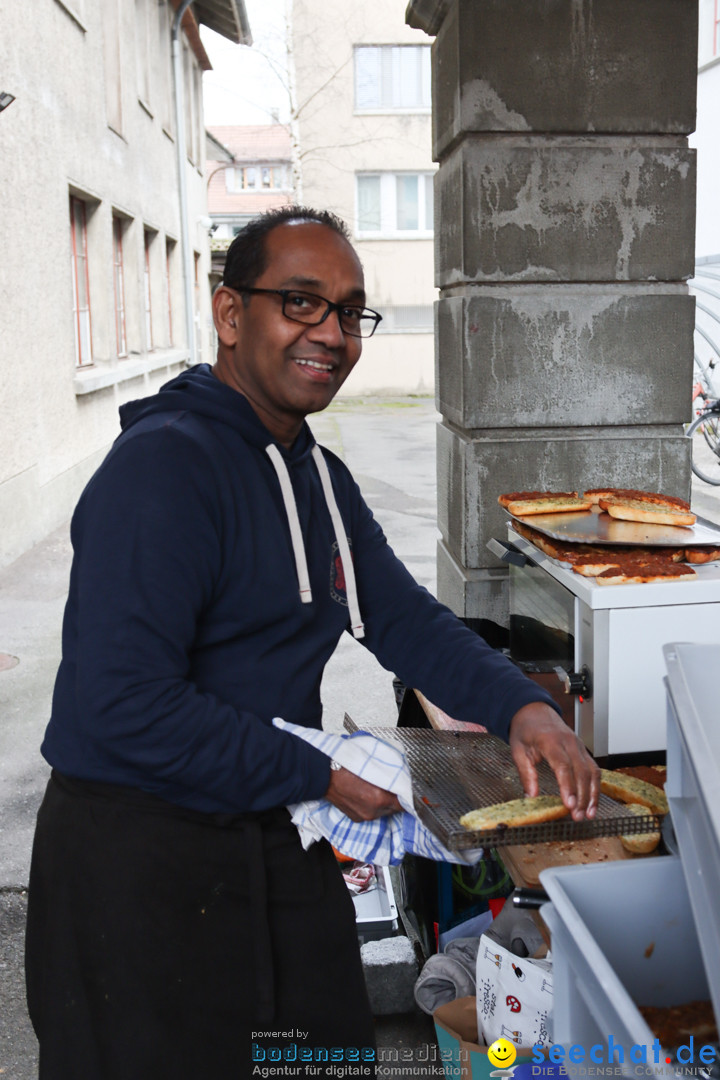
[488,897,506,919]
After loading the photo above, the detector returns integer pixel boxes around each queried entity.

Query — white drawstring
[311,446,365,640]
[265,444,312,604]
[264,443,365,639]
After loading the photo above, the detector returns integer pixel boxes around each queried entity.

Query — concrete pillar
[407,0,698,625]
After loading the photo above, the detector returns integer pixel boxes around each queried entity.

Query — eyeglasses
[227,285,383,339]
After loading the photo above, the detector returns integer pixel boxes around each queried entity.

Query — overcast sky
[201,0,290,127]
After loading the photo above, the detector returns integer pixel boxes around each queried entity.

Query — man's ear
[213,286,240,346]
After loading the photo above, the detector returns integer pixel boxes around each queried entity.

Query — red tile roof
[206,124,292,163]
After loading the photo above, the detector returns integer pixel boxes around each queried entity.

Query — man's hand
[509,702,600,821]
[325,767,403,822]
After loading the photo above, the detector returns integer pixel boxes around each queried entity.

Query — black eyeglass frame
[226,284,383,339]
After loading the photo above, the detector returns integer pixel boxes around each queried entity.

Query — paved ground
[2,398,719,1078]
[0,397,441,1079]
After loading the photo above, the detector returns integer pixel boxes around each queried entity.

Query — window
[698,0,720,66]
[104,0,122,133]
[143,230,154,351]
[112,216,127,357]
[165,237,175,346]
[355,45,431,111]
[135,0,151,109]
[183,44,194,162]
[375,305,434,334]
[70,196,93,367]
[194,252,201,360]
[356,172,434,237]
[226,164,290,193]
[158,0,173,134]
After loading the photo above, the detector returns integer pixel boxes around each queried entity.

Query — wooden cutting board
[499,836,633,888]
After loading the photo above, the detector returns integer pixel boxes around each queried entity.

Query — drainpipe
[172,0,196,367]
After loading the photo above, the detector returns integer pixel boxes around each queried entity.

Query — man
[26,206,598,1078]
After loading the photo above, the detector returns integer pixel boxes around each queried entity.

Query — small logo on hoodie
[329,540,351,606]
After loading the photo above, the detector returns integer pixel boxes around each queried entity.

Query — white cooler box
[352,865,398,943]
[539,642,720,1077]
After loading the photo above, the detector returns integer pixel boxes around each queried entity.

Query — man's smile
[294,357,335,372]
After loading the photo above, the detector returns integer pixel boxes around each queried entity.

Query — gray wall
[408,0,698,623]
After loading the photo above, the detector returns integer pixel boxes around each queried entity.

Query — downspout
[172,0,196,367]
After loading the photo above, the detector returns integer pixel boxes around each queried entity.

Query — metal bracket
[486,537,529,566]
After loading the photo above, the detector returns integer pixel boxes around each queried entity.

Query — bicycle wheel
[702,413,720,453]
[687,410,720,485]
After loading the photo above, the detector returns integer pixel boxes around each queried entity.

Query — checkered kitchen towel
[272,718,483,866]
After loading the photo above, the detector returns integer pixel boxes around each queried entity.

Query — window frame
[143,229,154,352]
[165,236,174,347]
[355,171,435,239]
[226,163,291,193]
[112,215,128,358]
[70,196,93,368]
[354,44,432,114]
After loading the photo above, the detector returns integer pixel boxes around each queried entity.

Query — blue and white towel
[273,717,483,866]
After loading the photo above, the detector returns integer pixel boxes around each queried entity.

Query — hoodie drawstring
[311,446,365,640]
[264,443,365,640]
[265,444,312,605]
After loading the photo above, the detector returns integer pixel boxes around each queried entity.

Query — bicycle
[686,395,720,485]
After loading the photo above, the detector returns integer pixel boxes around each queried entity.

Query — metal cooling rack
[343,722,663,851]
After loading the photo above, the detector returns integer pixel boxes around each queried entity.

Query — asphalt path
[2,398,719,1077]
[0,397,441,1078]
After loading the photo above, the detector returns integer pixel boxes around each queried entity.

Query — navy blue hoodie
[42,364,558,814]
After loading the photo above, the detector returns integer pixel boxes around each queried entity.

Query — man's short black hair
[222,206,352,292]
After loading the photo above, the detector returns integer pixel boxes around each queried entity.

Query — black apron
[26,772,377,1079]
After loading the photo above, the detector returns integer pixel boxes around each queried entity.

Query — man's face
[216,223,365,443]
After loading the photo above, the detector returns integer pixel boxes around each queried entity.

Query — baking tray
[343,722,663,851]
[504,508,720,547]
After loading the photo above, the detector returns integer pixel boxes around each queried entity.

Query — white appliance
[503,522,720,758]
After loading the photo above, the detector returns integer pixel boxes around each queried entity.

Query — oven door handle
[487,538,529,566]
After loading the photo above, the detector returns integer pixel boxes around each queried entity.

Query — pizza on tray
[500,489,716,584]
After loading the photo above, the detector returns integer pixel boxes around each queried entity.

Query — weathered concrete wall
[435,140,696,283]
[408,0,698,622]
[0,0,212,569]
[436,286,694,428]
[432,0,697,156]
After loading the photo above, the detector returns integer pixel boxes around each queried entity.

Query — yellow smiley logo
[488,1038,518,1069]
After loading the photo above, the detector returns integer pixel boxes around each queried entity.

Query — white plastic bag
[475,932,553,1048]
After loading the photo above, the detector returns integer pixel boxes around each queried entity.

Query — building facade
[207,123,294,241]
[0,0,248,569]
[290,0,436,396]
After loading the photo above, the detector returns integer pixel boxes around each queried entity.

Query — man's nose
[306,307,346,347]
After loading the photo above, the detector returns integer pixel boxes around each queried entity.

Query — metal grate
[344,723,663,851]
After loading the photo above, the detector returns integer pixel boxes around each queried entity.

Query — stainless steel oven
[500,523,720,759]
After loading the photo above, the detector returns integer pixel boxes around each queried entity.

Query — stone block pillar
[407,0,698,624]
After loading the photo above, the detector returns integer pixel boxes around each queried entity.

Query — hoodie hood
[119,363,316,462]
[119,363,364,639]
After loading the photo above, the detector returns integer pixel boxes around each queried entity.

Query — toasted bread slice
[619,804,661,855]
[459,795,568,832]
[684,545,720,564]
[498,490,578,508]
[585,488,691,511]
[599,499,696,527]
[595,563,696,586]
[573,548,684,579]
[600,769,669,813]
[572,554,624,577]
[506,495,593,517]
[615,765,667,790]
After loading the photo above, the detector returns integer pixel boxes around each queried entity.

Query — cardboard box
[434,997,539,1080]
